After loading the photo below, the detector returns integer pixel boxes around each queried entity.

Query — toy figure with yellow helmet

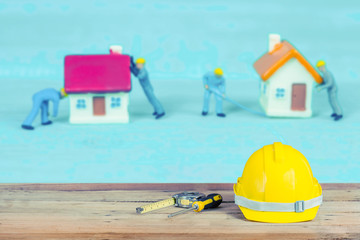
[316,60,343,121]
[202,68,226,117]
[21,88,68,130]
[130,56,165,120]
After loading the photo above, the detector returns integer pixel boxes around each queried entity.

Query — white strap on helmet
[234,195,323,213]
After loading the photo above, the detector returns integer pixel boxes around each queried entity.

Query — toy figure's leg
[144,88,165,115]
[202,90,211,113]
[215,94,224,114]
[22,100,41,128]
[40,101,51,124]
[328,90,343,115]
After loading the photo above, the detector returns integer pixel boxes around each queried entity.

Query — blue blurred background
[0,0,359,81]
[0,1,359,183]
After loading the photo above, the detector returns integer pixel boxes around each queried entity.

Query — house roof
[65,54,131,93]
[253,41,323,84]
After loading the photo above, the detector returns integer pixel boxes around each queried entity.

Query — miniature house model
[64,54,131,124]
[253,34,323,118]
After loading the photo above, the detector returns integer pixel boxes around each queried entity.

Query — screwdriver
[168,193,222,218]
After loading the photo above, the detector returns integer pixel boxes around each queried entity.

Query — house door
[93,97,106,116]
[291,84,306,111]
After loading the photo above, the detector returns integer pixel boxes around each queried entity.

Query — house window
[76,99,86,109]
[111,97,121,108]
[275,88,285,98]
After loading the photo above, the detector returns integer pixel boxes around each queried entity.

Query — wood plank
[0,184,359,239]
[1,187,359,202]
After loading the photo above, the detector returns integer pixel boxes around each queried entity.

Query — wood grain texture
[0,183,359,239]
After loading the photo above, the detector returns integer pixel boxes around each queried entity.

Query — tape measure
[136,198,176,214]
[168,193,223,218]
[136,191,205,214]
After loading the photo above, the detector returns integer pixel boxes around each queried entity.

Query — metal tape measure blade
[136,198,176,214]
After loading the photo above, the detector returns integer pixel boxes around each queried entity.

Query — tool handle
[193,193,222,212]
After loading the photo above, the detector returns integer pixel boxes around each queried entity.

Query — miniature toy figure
[21,88,67,130]
[202,68,226,117]
[130,57,165,119]
[316,60,343,121]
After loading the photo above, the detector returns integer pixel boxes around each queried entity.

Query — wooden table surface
[0,183,359,239]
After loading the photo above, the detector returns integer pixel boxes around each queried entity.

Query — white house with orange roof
[253,34,323,118]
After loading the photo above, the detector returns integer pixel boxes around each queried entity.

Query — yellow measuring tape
[136,192,206,214]
[136,197,176,214]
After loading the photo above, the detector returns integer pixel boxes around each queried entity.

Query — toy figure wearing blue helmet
[316,60,343,121]
[21,88,67,130]
[202,68,226,117]
[130,57,165,119]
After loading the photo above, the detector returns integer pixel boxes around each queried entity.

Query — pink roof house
[64,54,131,124]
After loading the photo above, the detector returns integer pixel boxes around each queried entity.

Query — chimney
[109,45,123,54]
[268,34,281,52]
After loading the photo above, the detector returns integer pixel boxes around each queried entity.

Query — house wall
[259,80,269,111]
[69,92,129,124]
[264,58,314,117]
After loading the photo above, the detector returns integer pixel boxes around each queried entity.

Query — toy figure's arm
[137,69,147,79]
[130,56,136,67]
[220,78,226,94]
[203,75,209,89]
[317,74,333,91]
[129,56,139,76]
[130,66,139,76]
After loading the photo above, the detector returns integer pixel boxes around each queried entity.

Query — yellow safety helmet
[234,142,322,223]
[214,68,223,76]
[316,60,326,68]
[60,87,68,97]
[136,58,146,64]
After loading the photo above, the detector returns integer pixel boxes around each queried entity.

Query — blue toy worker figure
[130,57,165,119]
[21,88,67,130]
[316,60,343,121]
[202,68,226,117]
